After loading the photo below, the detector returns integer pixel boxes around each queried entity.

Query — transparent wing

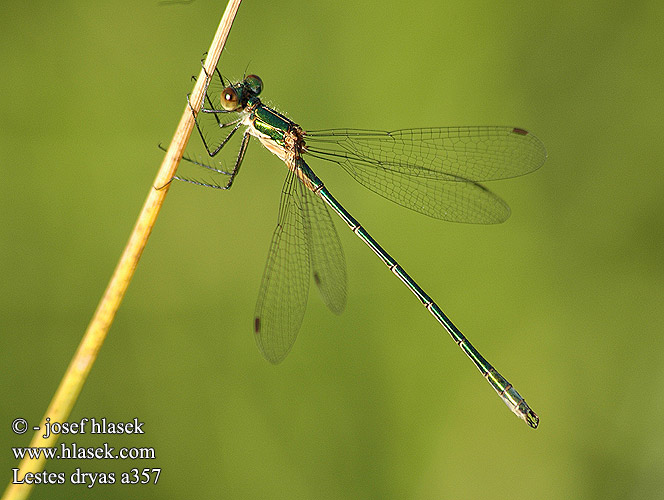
[343,164,510,223]
[305,126,546,182]
[301,187,347,314]
[305,126,546,224]
[254,172,311,364]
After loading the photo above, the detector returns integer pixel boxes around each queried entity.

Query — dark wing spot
[512,127,529,136]
[254,317,261,333]
[313,271,321,285]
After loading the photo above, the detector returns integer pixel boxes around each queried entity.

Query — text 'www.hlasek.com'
[10,417,161,488]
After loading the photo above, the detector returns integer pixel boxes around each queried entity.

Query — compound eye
[221,87,239,110]
[245,74,263,95]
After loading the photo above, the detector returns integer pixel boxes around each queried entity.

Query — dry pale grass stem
[2,1,243,499]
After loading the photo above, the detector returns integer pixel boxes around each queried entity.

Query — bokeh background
[2,1,663,498]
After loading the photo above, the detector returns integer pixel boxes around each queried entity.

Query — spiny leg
[221,129,250,190]
[174,130,251,190]
[197,119,243,158]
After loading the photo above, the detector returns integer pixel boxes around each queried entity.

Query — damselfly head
[220,75,263,111]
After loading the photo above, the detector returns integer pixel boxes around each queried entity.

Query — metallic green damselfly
[177,67,546,428]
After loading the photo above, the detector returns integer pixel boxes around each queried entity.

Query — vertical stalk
[2,1,243,499]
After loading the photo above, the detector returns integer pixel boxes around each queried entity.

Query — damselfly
[175,66,546,428]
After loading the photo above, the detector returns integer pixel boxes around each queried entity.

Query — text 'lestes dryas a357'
[173,67,546,428]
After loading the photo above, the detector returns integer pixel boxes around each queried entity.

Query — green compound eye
[245,74,263,95]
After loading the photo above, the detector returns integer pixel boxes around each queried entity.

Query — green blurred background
[2,0,663,498]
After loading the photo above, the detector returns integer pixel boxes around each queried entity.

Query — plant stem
[2,1,243,499]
